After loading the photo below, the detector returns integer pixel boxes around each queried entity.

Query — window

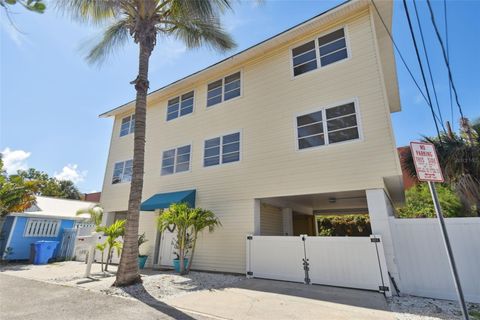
[204,132,240,167]
[292,28,348,76]
[296,102,359,149]
[207,72,241,107]
[161,145,191,175]
[112,160,133,184]
[318,28,348,67]
[166,91,194,121]
[120,114,135,137]
[24,218,61,237]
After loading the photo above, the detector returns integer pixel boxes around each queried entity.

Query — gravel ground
[389,295,480,320]
[103,271,245,301]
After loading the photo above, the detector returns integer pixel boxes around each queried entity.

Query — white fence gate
[246,235,391,296]
[390,217,480,303]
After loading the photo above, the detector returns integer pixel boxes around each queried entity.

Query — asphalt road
[0,273,211,320]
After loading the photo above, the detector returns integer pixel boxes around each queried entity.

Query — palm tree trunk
[186,231,198,274]
[114,40,152,286]
[105,247,112,272]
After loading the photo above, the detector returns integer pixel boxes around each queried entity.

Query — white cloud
[1,148,31,174]
[150,38,187,70]
[54,164,87,183]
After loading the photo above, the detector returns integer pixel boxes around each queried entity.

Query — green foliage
[18,168,81,200]
[97,219,125,271]
[316,214,372,237]
[137,232,148,257]
[0,158,37,217]
[76,205,104,228]
[402,118,480,215]
[157,203,220,274]
[1,0,46,13]
[398,184,466,218]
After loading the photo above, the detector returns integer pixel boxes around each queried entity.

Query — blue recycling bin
[33,241,59,265]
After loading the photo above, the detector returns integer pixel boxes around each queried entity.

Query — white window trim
[206,70,243,109]
[24,218,61,237]
[294,98,363,152]
[119,114,135,137]
[160,143,193,176]
[202,129,243,168]
[165,90,195,122]
[290,25,351,80]
[112,159,133,185]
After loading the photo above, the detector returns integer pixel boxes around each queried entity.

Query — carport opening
[258,190,372,237]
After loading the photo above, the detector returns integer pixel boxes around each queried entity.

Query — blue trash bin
[33,241,59,265]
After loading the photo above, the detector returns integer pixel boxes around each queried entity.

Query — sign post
[410,142,469,320]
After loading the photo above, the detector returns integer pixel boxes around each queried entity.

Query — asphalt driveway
[0,273,211,320]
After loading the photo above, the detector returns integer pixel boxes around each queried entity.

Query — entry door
[158,229,176,267]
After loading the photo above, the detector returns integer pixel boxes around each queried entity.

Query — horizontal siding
[101,11,401,273]
[260,204,283,236]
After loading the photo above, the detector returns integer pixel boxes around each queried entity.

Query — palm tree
[157,203,195,275]
[97,219,126,272]
[187,208,221,273]
[402,118,480,215]
[57,0,236,286]
[76,204,104,230]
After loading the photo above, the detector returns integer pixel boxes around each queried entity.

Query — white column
[253,199,261,235]
[366,189,400,283]
[282,208,293,236]
[102,212,115,226]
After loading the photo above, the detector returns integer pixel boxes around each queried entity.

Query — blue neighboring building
[0,196,96,260]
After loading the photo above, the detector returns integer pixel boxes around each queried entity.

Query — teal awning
[140,189,196,211]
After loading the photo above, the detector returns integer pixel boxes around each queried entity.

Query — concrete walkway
[0,274,211,320]
[167,278,395,320]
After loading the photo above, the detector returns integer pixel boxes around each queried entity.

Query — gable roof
[100,0,399,118]
[11,196,97,220]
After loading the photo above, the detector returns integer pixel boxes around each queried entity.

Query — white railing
[24,218,61,237]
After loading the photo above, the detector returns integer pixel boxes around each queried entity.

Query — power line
[402,0,442,139]
[369,0,429,106]
[412,0,445,130]
[426,0,465,120]
[444,0,454,130]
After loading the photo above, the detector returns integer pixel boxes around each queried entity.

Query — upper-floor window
[207,72,241,107]
[161,145,191,175]
[167,91,194,121]
[204,132,240,167]
[296,101,359,150]
[120,114,135,137]
[292,28,348,77]
[112,160,133,184]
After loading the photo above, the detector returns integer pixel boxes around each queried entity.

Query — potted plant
[137,233,148,269]
[172,232,193,273]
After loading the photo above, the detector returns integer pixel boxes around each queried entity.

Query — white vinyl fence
[390,217,480,303]
[246,235,391,296]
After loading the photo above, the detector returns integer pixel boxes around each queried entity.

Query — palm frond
[166,17,235,52]
[56,0,119,25]
[85,18,130,65]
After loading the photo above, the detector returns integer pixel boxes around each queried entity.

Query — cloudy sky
[1,0,479,193]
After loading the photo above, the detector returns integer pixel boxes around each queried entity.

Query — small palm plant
[96,242,107,272]
[157,203,195,274]
[97,219,126,272]
[76,205,104,231]
[157,203,221,274]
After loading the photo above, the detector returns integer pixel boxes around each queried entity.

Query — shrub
[397,183,467,218]
[316,214,371,236]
